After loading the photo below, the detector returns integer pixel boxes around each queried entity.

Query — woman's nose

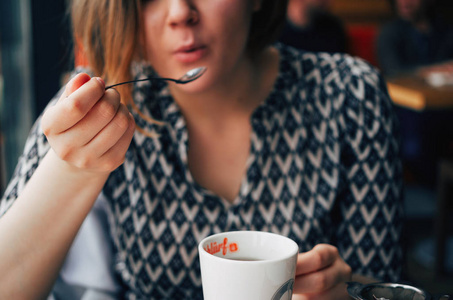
[167,0,199,27]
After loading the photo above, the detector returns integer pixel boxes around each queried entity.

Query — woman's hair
[71,0,289,103]
[248,0,289,54]
[71,0,141,101]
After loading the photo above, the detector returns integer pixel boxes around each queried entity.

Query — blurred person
[378,0,453,187]
[0,0,403,299]
[377,0,453,77]
[279,0,348,53]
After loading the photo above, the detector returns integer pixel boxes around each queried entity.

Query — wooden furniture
[387,76,453,111]
[331,0,392,25]
[388,76,453,277]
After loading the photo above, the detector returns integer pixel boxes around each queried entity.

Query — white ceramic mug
[198,231,299,300]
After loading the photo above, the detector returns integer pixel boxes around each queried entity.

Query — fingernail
[95,77,105,87]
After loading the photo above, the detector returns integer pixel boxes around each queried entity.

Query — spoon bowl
[105,66,207,90]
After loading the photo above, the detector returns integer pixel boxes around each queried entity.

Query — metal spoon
[105,66,207,90]
[373,295,390,300]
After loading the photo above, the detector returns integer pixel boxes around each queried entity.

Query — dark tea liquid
[227,257,263,261]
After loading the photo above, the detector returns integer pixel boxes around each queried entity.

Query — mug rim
[198,230,299,264]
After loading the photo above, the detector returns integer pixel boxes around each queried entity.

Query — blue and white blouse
[1,44,404,299]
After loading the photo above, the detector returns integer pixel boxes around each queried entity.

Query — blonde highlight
[71,0,141,104]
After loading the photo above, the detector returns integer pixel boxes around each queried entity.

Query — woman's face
[140,0,261,93]
[396,0,424,21]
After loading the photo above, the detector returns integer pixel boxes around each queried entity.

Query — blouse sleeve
[0,96,57,217]
[1,68,89,217]
[334,56,404,282]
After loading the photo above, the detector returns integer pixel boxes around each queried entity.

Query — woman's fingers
[293,256,351,294]
[57,76,106,131]
[42,75,106,135]
[66,89,122,146]
[95,113,136,172]
[85,103,135,162]
[295,244,338,276]
[61,73,91,99]
[293,244,352,297]
[41,72,136,173]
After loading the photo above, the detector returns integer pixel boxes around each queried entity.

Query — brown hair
[71,0,141,101]
[71,0,288,103]
[249,0,289,54]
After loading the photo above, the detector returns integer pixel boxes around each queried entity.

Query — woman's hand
[292,244,352,300]
[41,73,135,174]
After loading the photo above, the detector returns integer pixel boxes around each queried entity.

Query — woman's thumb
[62,73,92,98]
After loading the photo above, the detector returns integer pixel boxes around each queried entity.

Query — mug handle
[346,282,363,300]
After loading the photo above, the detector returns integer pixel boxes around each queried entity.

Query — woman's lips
[173,46,207,63]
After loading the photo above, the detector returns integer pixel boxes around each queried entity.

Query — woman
[377,0,453,77]
[377,0,453,187]
[0,0,403,299]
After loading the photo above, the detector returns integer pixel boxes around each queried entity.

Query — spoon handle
[105,66,206,90]
[105,77,184,90]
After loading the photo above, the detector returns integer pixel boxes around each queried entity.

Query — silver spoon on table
[373,295,390,300]
[105,66,207,90]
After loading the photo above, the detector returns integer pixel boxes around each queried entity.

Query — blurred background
[1,0,453,296]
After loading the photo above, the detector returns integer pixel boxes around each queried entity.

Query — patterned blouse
[1,44,403,299]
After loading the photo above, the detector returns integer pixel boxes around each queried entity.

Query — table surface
[386,76,453,111]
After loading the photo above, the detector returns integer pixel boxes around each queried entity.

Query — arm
[335,63,404,283]
[53,193,122,298]
[0,151,110,299]
[0,73,135,299]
